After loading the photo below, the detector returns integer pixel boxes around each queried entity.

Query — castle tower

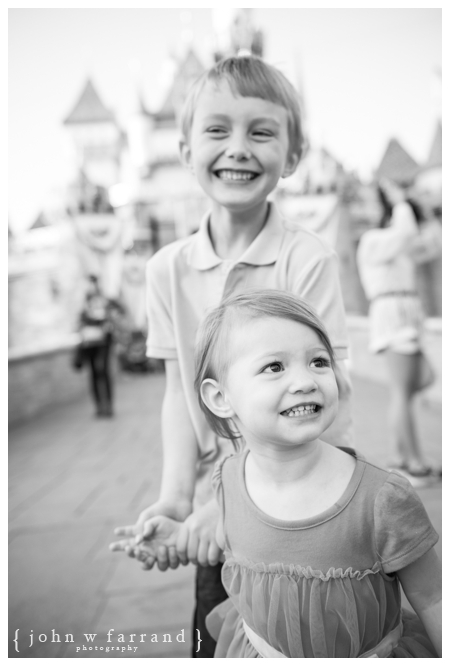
[153,48,205,130]
[63,79,122,189]
[146,47,205,168]
[212,9,264,60]
[375,138,420,186]
[126,61,154,177]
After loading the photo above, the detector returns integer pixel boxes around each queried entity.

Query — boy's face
[213,317,338,452]
[181,81,298,214]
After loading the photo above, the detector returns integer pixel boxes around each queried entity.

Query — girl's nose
[288,372,318,394]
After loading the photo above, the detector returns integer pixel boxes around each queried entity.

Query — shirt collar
[187,203,284,270]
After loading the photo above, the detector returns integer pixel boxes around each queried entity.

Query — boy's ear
[200,379,235,419]
[179,138,194,173]
[282,151,300,178]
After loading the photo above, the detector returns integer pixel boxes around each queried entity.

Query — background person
[356,179,439,486]
[77,276,120,418]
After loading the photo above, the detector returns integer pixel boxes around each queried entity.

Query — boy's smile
[181,81,298,215]
[221,317,338,452]
[214,169,259,182]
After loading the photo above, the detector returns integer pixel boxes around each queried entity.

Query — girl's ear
[179,138,194,173]
[200,379,235,419]
[282,151,300,178]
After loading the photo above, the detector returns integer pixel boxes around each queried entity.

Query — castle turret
[63,79,122,189]
[212,9,264,60]
[126,61,154,176]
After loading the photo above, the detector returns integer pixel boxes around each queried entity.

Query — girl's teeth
[285,406,317,417]
[217,170,255,181]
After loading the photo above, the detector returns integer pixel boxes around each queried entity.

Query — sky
[8,8,442,232]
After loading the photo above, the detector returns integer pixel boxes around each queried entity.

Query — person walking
[357,178,438,486]
[78,276,117,417]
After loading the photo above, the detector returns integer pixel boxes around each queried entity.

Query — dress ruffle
[207,600,437,658]
[206,556,437,658]
[225,554,386,581]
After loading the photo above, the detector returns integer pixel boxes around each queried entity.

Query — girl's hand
[133,516,186,571]
[109,498,193,564]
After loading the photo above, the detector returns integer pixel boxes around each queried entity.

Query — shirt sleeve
[145,251,178,359]
[293,249,348,360]
[374,472,439,573]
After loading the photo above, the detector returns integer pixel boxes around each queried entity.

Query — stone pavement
[9,370,441,659]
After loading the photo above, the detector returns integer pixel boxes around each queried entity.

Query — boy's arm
[158,358,198,511]
[397,548,442,656]
[110,359,199,558]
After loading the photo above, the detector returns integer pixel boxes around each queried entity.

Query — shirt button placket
[223,262,239,299]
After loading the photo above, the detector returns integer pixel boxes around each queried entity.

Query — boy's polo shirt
[146,204,349,505]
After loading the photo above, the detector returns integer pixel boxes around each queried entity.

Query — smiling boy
[113,55,352,657]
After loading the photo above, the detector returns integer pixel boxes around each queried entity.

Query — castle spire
[64,79,115,125]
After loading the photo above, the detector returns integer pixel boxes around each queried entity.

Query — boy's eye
[311,357,331,369]
[252,129,273,138]
[263,362,284,373]
[206,126,227,136]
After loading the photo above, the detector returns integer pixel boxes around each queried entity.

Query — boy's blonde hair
[181,55,304,161]
[194,289,335,442]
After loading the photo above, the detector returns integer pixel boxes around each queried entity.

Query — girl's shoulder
[212,450,245,492]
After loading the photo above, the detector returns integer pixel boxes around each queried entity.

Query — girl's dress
[206,449,438,658]
[356,201,424,354]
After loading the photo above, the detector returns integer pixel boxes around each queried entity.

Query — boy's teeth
[283,405,317,417]
[216,170,256,181]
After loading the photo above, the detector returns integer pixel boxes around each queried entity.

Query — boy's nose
[225,140,251,161]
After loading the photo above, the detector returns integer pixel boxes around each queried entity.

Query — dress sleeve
[145,252,177,359]
[374,472,439,573]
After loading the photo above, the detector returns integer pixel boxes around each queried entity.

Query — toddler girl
[137,289,441,658]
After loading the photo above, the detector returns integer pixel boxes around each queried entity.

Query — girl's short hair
[194,289,335,443]
[181,55,304,161]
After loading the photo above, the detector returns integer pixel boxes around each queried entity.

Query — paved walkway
[9,371,441,658]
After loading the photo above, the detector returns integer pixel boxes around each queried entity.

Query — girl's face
[219,317,338,453]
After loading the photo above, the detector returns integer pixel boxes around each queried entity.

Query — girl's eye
[253,130,272,138]
[312,357,331,369]
[263,362,284,373]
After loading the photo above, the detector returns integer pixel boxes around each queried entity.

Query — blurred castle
[9,10,442,352]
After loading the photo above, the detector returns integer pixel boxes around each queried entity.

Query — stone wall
[9,336,88,426]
